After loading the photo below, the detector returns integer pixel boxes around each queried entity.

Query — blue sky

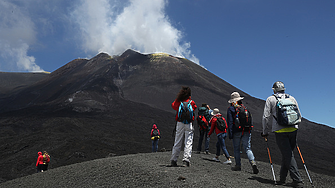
[0,0,334,128]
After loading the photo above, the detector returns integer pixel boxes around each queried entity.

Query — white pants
[170,121,194,162]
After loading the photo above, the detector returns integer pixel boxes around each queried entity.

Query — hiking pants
[152,139,159,152]
[170,121,194,163]
[197,128,210,152]
[233,132,255,166]
[275,130,303,183]
[216,133,230,158]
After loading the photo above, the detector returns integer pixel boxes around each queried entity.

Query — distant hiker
[208,108,232,164]
[196,103,211,154]
[151,124,161,152]
[42,151,51,171]
[227,92,258,174]
[170,86,197,167]
[36,151,44,173]
[262,81,303,187]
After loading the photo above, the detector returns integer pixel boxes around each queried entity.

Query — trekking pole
[296,144,314,187]
[265,137,277,184]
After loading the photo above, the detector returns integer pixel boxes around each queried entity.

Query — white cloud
[71,0,199,64]
[0,0,44,72]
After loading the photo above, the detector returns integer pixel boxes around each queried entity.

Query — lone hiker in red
[36,151,44,173]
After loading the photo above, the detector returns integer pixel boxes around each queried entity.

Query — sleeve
[262,96,273,135]
[191,100,197,111]
[171,99,181,111]
[227,107,234,139]
[158,129,161,136]
[150,129,153,137]
[208,117,216,136]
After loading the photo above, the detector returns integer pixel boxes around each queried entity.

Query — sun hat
[213,108,220,115]
[228,92,244,103]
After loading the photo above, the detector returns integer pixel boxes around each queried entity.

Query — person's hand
[261,133,268,141]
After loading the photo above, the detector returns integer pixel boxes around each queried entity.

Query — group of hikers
[36,151,51,173]
[166,81,304,188]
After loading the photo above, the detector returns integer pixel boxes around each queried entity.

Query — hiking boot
[171,160,178,167]
[289,181,304,188]
[205,151,210,155]
[231,165,241,171]
[223,159,232,164]
[252,164,259,174]
[182,160,190,167]
[212,157,220,162]
[275,181,285,185]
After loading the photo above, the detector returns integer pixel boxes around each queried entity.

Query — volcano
[0,49,334,182]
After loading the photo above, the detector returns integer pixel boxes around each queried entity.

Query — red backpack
[197,115,208,130]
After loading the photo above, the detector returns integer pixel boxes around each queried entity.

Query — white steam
[0,0,199,72]
[71,0,199,64]
[0,0,43,72]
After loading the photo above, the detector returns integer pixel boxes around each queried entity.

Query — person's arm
[227,107,234,139]
[208,117,216,136]
[262,96,273,137]
[171,99,181,111]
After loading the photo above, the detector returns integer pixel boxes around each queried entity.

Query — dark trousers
[197,128,210,152]
[275,130,302,183]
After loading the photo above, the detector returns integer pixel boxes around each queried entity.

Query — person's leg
[242,132,258,174]
[152,140,155,152]
[275,132,302,183]
[170,122,185,162]
[233,132,242,166]
[288,131,303,183]
[183,122,194,163]
[205,128,210,153]
[197,129,204,152]
[216,138,221,157]
[155,139,159,152]
[218,133,230,159]
[241,132,255,163]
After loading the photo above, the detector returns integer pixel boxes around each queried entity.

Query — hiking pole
[296,144,314,187]
[265,137,277,184]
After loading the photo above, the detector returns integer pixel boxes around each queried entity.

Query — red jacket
[36,152,44,167]
[150,124,161,137]
[171,97,197,122]
[208,114,227,136]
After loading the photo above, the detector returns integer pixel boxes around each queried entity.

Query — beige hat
[228,92,244,103]
[213,108,220,115]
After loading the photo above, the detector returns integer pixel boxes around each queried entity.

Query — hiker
[208,108,232,164]
[151,124,161,152]
[262,81,303,187]
[170,86,197,167]
[42,151,50,171]
[196,103,211,154]
[227,92,259,174]
[36,151,44,173]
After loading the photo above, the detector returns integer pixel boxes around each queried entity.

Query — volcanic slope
[0,49,334,183]
[1,152,334,188]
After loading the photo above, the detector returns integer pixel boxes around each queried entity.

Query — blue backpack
[178,100,194,124]
[273,94,301,126]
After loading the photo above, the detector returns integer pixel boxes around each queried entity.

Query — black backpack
[234,104,252,129]
[178,100,194,124]
[215,116,227,131]
[152,129,159,137]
